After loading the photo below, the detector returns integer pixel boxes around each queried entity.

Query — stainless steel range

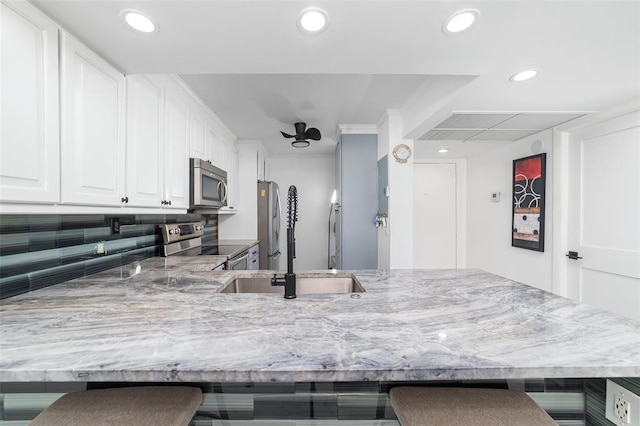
[159,222,252,270]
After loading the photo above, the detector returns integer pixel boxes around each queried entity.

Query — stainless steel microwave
[189,158,228,209]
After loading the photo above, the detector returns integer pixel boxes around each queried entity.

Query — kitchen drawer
[248,244,259,270]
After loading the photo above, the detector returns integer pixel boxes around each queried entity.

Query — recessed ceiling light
[438,148,449,153]
[443,9,479,34]
[510,69,539,82]
[298,7,329,34]
[120,9,157,33]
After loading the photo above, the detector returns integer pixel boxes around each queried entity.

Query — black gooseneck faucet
[271,185,298,299]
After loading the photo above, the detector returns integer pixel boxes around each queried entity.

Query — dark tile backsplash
[0,214,217,299]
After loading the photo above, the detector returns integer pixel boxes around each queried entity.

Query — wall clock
[392,144,412,163]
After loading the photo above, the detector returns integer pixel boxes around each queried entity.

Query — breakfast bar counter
[1,258,639,383]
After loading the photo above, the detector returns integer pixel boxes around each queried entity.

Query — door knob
[566,251,583,260]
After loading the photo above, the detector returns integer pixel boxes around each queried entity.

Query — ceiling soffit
[418,112,587,142]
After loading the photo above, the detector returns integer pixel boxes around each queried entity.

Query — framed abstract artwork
[512,153,546,251]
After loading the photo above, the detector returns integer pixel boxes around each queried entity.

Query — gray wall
[337,133,378,269]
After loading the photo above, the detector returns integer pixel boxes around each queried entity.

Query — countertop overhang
[1,258,639,383]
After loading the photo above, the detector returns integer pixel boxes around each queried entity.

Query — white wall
[380,111,415,269]
[466,130,554,291]
[217,141,264,240]
[269,155,335,271]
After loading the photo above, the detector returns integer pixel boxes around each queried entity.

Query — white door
[566,110,640,321]
[0,2,59,203]
[413,163,457,268]
[125,75,164,207]
[60,32,126,206]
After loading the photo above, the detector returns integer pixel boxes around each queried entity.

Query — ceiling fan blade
[281,131,295,138]
[305,127,321,140]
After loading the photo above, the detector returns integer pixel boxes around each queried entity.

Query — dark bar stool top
[30,386,203,426]
[390,387,558,426]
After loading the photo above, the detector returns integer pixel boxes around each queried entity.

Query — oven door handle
[229,252,249,268]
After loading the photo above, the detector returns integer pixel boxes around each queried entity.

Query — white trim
[336,124,378,135]
[551,129,569,297]
[0,203,188,215]
[556,98,640,132]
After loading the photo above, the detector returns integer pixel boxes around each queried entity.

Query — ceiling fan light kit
[292,140,311,148]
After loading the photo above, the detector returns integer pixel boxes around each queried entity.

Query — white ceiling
[31,0,640,157]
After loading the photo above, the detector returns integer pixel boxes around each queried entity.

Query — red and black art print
[512,153,546,251]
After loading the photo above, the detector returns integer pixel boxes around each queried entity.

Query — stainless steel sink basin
[218,275,365,294]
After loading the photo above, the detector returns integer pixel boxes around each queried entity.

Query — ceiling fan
[280,122,321,148]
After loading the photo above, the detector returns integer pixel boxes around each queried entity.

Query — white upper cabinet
[60,32,126,206]
[189,114,206,161]
[218,139,239,212]
[162,79,190,209]
[205,127,220,166]
[126,74,190,209]
[0,1,60,204]
[125,74,163,207]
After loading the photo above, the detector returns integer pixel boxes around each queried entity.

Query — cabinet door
[60,32,126,206]
[205,127,220,166]
[0,2,59,203]
[163,86,190,209]
[225,143,239,210]
[189,115,206,160]
[125,75,164,207]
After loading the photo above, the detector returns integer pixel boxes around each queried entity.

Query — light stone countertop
[1,258,639,383]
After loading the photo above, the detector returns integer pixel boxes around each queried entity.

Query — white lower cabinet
[0,1,60,204]
[60,32,127,206]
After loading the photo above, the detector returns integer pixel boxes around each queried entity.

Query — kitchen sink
[218,275,365,294]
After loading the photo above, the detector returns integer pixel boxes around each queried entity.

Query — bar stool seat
[30,386,202,426]
[389,387,557,426]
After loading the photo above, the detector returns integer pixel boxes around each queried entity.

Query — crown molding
[335,124,378,140]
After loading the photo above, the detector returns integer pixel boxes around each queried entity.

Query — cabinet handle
[121,197,129,203]
[167,200,172,206]
[161,200,166,205]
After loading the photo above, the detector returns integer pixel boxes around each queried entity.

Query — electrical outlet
[95,242,105,255]
[111,217,120,234]
[606,379,640,425]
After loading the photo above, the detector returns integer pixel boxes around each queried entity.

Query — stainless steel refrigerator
[257,180,281,269]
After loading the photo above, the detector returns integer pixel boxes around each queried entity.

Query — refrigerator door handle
[269,250,281,258]
[274,187,282,244]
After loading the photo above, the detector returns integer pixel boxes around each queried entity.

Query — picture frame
[512,153,546,251]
